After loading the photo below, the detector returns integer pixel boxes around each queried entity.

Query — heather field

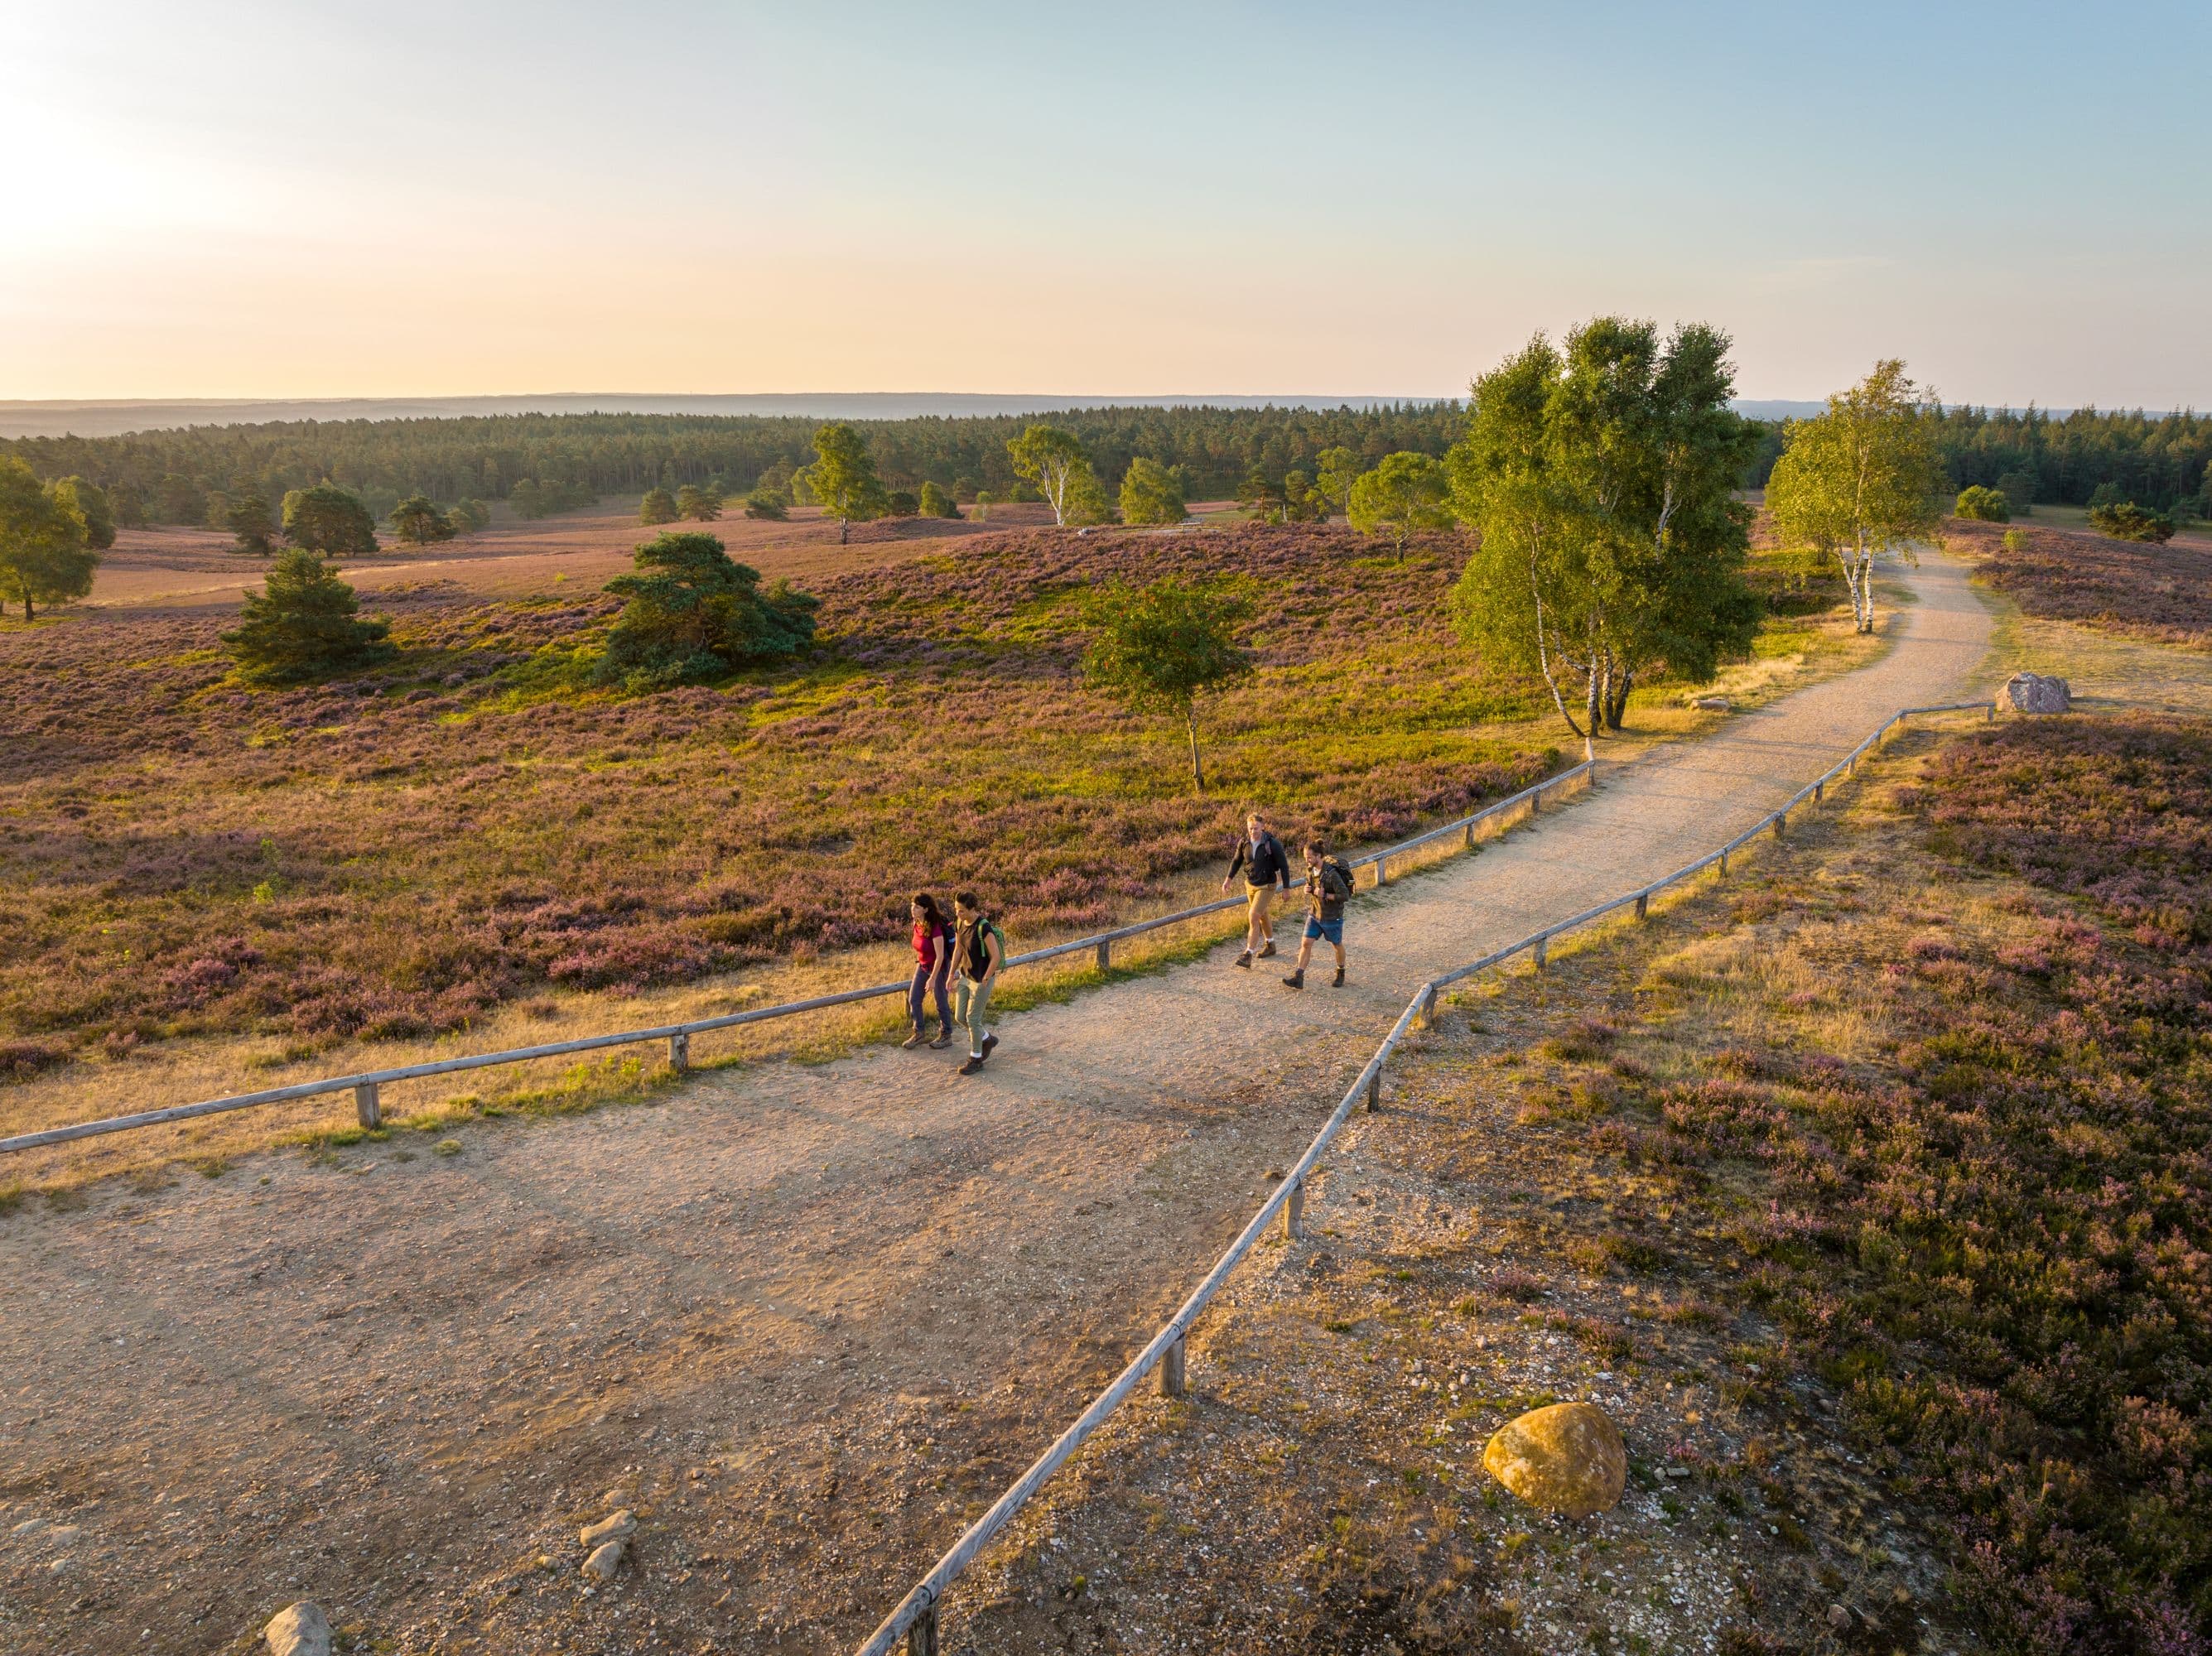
[2,525,1577,1082]
[1946,515,2212,650]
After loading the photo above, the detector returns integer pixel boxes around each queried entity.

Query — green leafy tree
[1118,456,1188,526]
[1007,425,1097,527]
[1234,467,1286,523]
[0,457,97,620]
[1953,484,2010,522]
[389,495,455,546]
[743,484,789,521]
[1765,360,1945,634]
[51,477,116,550]
[1448,319,1761,741]
[220,548,394,682]
[1064,463,1115,525]
[1282,469,1326,522]
[639,486,679,525]
[918,480,961,518]
[282,484,379,555]
[807,423,887,545]
[226,492,278,556]
[675,484,724,522]
[1993,469,2036,515]
[595,532,818,691]
[109,481,147,530]
[2088,500,2177,543]
[885,489,920,518]
[449,498,491,534]
[1313,446,1361,522]
[1349,451,1452,559]
[1082,575,1254,791]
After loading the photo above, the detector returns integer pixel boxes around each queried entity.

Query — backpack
[963,918,1008,978]
[1316,856,1353,913]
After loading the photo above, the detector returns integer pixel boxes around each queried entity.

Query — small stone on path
[581,1539,625,1582]
[580,1509,636,1548]
[265,1601,332,1656]
[1482,1401,1627,1519]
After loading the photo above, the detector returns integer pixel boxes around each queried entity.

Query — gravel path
[0,556,1990,1655]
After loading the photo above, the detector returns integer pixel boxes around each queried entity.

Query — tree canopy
[1082,575,1254,791]
[1007,424,1106,528]
[595,532,818,691]
[226,492,278,556]
[1953,484,2011,522]
[0,455,97,620]
[917,479,960,519]
[1117,457,1187,526]
[675,484,723,522]
[51,477,115,550]
[1766,360,1945,634]
[639,486,679,524]
[220,548,394,682]
[1448,318,1761,740]
[807,423,887,545]
[282,484,380,555]
[2088,500,2178,543]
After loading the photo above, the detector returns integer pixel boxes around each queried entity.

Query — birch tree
[1006,425,1096,527]
[1764,361,1945,634]
[1082,576,1254,792]
[1448,319,1760,744]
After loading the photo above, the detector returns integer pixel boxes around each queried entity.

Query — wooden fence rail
[2,763,1596,1156]
[855,698,1995,1656]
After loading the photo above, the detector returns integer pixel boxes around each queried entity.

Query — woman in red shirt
[905,893,956,1049]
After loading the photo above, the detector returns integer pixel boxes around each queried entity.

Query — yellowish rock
[1482,1402,1626,1518]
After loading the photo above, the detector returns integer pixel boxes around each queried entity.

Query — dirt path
[0,556,1991,1656]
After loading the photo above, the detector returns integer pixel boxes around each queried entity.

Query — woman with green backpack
[950,892,1008,1074]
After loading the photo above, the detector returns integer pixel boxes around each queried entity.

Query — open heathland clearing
[941,713,2212,1655]
[1945,515,2212,651]
[0,519,1876,1177]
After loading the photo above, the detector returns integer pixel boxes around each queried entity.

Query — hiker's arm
[1222,840,1246,890]
[983,933,1003,984]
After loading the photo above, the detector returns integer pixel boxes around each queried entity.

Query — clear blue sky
[7,0,2205,406]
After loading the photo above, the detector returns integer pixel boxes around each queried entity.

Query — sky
[6,0,2207,407]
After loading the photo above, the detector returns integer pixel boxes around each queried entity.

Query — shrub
[639,486,679,525]
[917,480,960,519]
[593,532,817,691]
[674,484,723,522]
[884,489,919,518]
[1952,484,2010,522]
[1993,469,2036,514]
[2088,500,2177,543]
[221,548,395,683]
[226,493,278,556]
[742,484,788,521]
[389,496,455,546]
[449,498,491,534]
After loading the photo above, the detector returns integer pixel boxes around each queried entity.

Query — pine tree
[222,548,394,683]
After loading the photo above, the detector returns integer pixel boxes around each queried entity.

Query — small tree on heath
[807,423,887,544]
[918,480,961,519]
[1007,425,1096,527]
[389,495,455,546]
[1313,446,1361,522]
[0,457,95,620]
[639,486,679,525]
[1349,451,1451,559]
[226,493,278,556]
[282,484,379,556]
[1083,575,1254,792]
[51,478,116,550]
[1953,484,2010,522]
[1118,457,1187,526]
[676,484,723,522]
[743,484,789,521]
[221,548,394,683]
[595,532,818,691]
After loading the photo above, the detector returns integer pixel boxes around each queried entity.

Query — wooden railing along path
[856,700,1997,1656]
[2,763,1598,1154]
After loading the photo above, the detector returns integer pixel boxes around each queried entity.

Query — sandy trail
[0,556,1990,1655]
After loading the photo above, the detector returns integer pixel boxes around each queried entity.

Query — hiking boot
[929,1030,952,1050]
[981,1033,999,1059]
[902,1030,926,1050]
[1282,970,1304,989]
[958,1055,985,1076]
[1258,941,1277,959]
[1333,967,1346,987]
[1234,951,1253,969]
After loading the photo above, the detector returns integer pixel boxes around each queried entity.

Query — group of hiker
[903,812,1355,1075]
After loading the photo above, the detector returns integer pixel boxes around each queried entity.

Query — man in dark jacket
[1283,836,1352,989]
[1221,811,1291,969]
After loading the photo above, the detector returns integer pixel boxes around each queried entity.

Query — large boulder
[2007,672,2073,715]
[1482,1401,1627,1519]
[265,1601,331,1656]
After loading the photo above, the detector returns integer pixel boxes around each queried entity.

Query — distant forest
[7,401,2208,525]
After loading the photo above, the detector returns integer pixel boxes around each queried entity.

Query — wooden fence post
[908,1602,939,1656]
[1283,1178,1305,1241]
[1532,936,1548,971]
[1718,850,1729,876]
[1159,1334,1187,1397]
[1634,893,1648,922]
[1096,939,1112,974]
[1366,1070,1381,1113]
[668,1032,690,1072]
[1772,812,1786,840]
[1814,781,1824,802]
[354,1082,381,1130]
[1375,856,1389,888]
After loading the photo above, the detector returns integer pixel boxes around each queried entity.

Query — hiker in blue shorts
[1282,837,1352,989]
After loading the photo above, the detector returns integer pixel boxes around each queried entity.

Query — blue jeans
[908,960,951,1033]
